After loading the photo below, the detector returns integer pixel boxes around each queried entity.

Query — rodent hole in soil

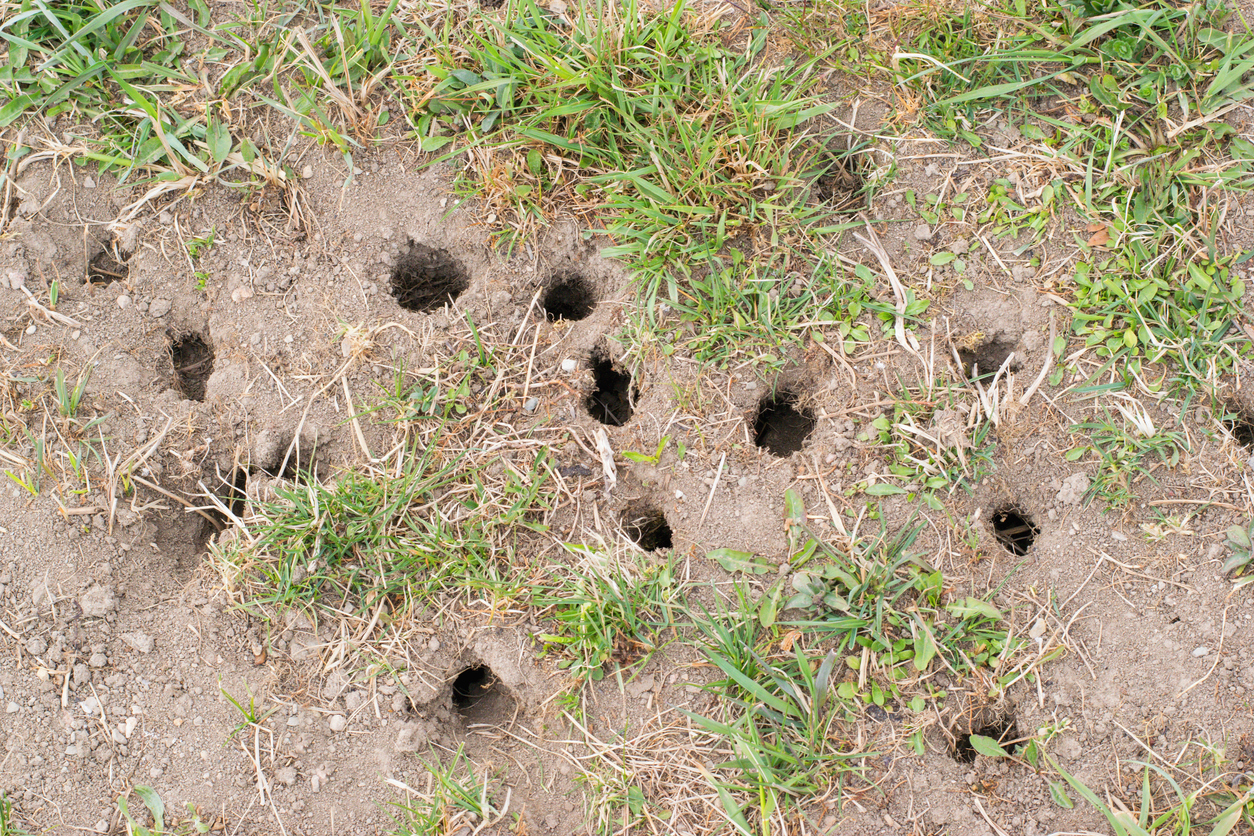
[88,245,129,285]
[991,507,1038,555]
[952,715,1021,763]
[957,335,1020,382]
[390,241,470,312]
[754,392,815,456]
[169,331,214,402]
[541,272,597,321]
[259,437,318,482]
[586,347,636,426]
[196,468,248,549]
[451,665,513,725]
[1222,401,1254,448]
[625,504,672,551]
[811,142,872,212]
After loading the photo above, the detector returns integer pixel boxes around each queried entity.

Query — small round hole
[170,331,214,402]
[753,393,815,456]
[88,245,129,285]
[991,507,1038,555]
[1223,401,1254,448]
[452,666,494,713]
[541,272,597,322]
[951,716,1021,763]
[957,335,1020,383]
[586,348,635,426]
[390,242,470,312]
[625,505,672,551]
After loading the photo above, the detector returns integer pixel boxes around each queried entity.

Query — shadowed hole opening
[991,506,1038,555]
[754,392,815,457]
[196,468,248,550]
[541,272,597,321]
[625,504,672,551]
[1223,401,1254,448]
[88,245,129,285]
[170,331,214,402]
[390,241,470,312]
[952,716,1021,763]
[586,347,636,426]
[450,664,515,728]
[957,335,1020,382]
[812,143,871,212]
[259,438,317,483]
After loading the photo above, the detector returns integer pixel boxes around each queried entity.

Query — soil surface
[2,26,1254,836]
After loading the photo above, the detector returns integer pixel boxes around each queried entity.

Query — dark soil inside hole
[812,145,869,212]
[259,439,316,482]
[586,348,636,426]
[1223,402,1254,448]
[957,335,1020,382]
[625,505,673,551]
[451,665,514,726]
[754,393,815,456]
[170,332,214,402]
[196,468,248,550]
[390,242,470,312]
[991,507,1038,555]
[952,716,1021,763]
[88,247,129,285]
[541,272,597,321]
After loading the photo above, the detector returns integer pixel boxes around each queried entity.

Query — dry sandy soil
[2,6,1254,836]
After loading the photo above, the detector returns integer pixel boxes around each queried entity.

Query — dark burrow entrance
[170,331,214,402]
[991,507,1038,555]
[754,392,815,456]
[541,272,596,321]
[88,244,129,285]
[451,664,512,725]
[1223,401,1254,448]
[952,715,1021,763]
[259,437,318,482]
[586,347,636,426]
[812,142,871,212]
[195,468,248,549]
[390,241,470,312]
[624,504,673,551]
[957,334,1020,382]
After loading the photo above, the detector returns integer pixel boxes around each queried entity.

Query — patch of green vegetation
[218,356,552,615]
[416,0,836,275]
[1068,400,1189,507]
[668,250,882,371]
[387,747,503,836]
[535,548,682,683]
[692,490,1043,828]
[117,785,210,836]
[0,793,32,836]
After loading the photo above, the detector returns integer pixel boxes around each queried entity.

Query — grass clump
[416,0,834,275]
[535,548,682,683]
[215,355,554,617]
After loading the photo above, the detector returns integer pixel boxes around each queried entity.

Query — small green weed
[221,683,279,742]
[0,792,31,836]
[117,785,209,836]
[387,747,501,836]
[535,548,682,682]
[1221,521,1254,587]
[1069,400,1189,507]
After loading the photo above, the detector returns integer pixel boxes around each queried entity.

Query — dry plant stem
[1178,605,1229,700]
[1019,311,1057,406]
[854,223,920,354]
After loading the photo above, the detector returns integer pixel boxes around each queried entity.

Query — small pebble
[24,325,35,335]
[116,295,132,309]
[329,714,346,732]
[302,165,314,179]
[1193,646,1210,658]
[561,358,577,372]
[523,397,539,412]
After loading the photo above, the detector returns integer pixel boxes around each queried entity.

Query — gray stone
[121,632,154,654]
[79,585,117,618]
[148,298,171,318]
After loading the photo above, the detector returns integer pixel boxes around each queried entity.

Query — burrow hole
[957,334,1020,383]
[754,392,816,457]
[390,241,470,312]
[541,272,597,322]
[991,506,1038,555]
[812,142,871,212]
[170,331,214,402]
[196,467,248,550]
[1222,400,1254,448]
[88,242,129,285]
[952,715,1021,763]
[259,436,318,482]
[624,503,673,552]
[451,664,513,726]
[586,346,636,426]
